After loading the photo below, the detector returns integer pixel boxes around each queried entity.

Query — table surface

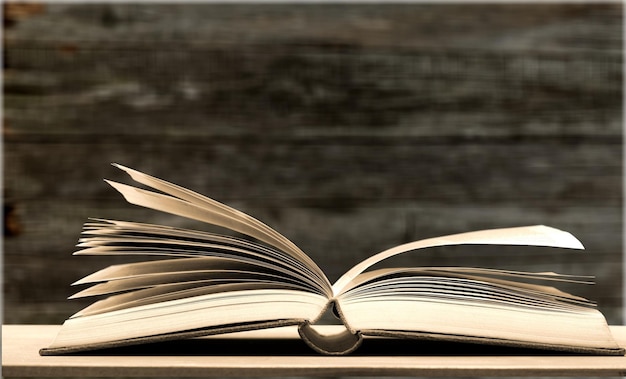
[4,324,626,377]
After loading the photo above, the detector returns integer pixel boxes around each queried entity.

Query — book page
[338,297,619,351]
[78,219,328,296]
[48,289,328,350]
[342,267,595,290]
[71,272,313,299]
[332,225,584,296]
[338,275,591,312]
[109,164,332,296]
[81,219,317,282]
[73,281,315,317]
[71,257,321,297]
[335,267,616,352]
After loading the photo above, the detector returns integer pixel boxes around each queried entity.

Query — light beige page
[332,225,584,296]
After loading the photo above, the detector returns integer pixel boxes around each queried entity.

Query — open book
[40,164,624,356]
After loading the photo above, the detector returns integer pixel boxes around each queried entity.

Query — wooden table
[4,324,626,377]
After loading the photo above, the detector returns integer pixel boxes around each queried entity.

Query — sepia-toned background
[3,3,623,329]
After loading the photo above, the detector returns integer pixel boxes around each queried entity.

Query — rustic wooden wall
[4,3,623,324]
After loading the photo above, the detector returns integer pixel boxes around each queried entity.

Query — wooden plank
[4,4,622,138]
[4,140,621,204]
[3,3,622,330]
[4,45,621,137]
[4,4,621,49]
[3,325,626,377]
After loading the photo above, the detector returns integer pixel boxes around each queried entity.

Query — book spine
[298,300,362,355]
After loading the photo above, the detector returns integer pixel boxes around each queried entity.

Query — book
[40,164,624,356]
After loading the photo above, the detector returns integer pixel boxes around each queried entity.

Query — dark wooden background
[4,3,623,325]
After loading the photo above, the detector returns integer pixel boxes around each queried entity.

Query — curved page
[332,225,584,296]
[109,164,332,295]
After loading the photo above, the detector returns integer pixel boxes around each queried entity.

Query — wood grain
[4,3,623,324]
[4,325,626,377]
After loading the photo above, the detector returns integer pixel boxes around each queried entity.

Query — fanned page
[75,220,327,296]
[332,225,584,296]
[107,164,332,297]
[43,217,331,352]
